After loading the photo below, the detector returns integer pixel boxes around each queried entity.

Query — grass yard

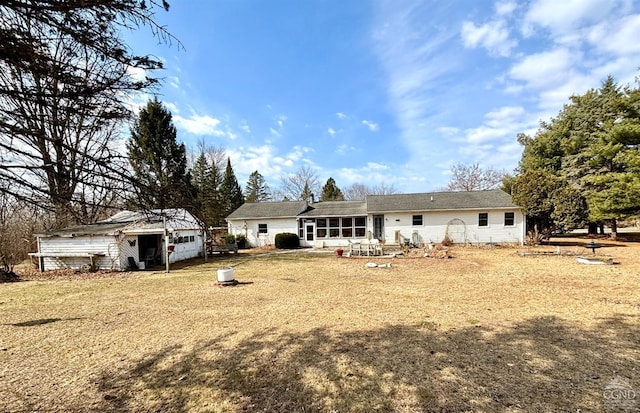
[1,236,639,412]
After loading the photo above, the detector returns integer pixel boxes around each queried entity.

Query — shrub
[235,234,247,249]
[224,234,236,244]
[275,232,300,249]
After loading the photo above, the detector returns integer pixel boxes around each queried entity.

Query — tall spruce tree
[191,151,217,227]
[245,171,271,202]
[320,177,345,201]
[515,76,640,239]
[220,158,244,216]
[127,98,192,210]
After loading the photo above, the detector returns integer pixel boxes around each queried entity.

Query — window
[412,215,423,225]
[354,217,366,237]
[298,220,304,238]
[258,224,268,234]
[189,235,195,242]
[478,213,488,227]
[504,212,515,226]
[313,216,367,238]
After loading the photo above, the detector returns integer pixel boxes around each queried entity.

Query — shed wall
[38,235,122,271]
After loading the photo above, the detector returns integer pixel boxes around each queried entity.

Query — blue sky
[126,0,640,194]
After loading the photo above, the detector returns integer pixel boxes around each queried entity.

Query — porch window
[504,212,515,226]
[312,216,367,238]
[258,223,268,234]
[478,213,488,227]
[412,215,423,225]
[355,217,366,237]
[298,220,303,238]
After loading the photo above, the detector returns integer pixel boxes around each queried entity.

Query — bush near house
[235,234,247,249]
[275,232,299,249]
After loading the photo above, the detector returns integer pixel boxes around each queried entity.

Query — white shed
[32,209,204,271]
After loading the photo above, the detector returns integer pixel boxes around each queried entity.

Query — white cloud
[164,101,180,115]
[174,114,224,136]
[335,144,355,154]
[328,127,337,136]
[495,1,518,16]
[269,127,281,138]
[522,0,615,38]
[588,14,640,55]
[168,76,180,89]
[239,121,251,134]
[336,112,348,119]
[461,20,516,57]
[361,120,379,132]
[508,48,576,89]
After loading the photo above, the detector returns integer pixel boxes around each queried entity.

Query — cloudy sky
[126,0,640,194]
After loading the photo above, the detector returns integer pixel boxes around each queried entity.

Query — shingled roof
[226,201,309,219]
[299,200,367,217]
[365,189,517,213]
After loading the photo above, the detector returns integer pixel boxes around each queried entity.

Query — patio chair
[348,240,362,256]
[144,248,156,268]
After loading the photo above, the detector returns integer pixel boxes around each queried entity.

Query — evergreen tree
[515,76,640,239]
[191,152,217,227]
[320,177,345,201]
[301,183,313,202]
[127,98,193,210]
[220,158,244,217]
[245,171,271,202]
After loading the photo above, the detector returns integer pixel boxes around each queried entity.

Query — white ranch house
[32,209,204,271]
[227,189,525,248]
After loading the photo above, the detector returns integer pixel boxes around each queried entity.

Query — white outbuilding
[31,209,204,271]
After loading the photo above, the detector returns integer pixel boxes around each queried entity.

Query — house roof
[299,200,367,217]
[366,189,518,213]
[37,209,200,237]
[226,189,519,221]
[226,201,309,220]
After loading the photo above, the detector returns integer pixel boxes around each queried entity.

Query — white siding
[167,229,204,263]
[228,218,298,247]
[380,209,524,245]
[38,235,122,271]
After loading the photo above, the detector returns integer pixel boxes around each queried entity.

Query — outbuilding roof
[366,189,518,213]
[37,209,201,237]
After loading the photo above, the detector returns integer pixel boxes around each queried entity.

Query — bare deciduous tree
[0,1,177,228]
[0,191,44,272]
[445,162,506,192]
[343,182,399,200]
[278,166,321,201]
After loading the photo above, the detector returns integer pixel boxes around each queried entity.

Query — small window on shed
[412,215,423,225]
[504,212,515,226]
[478,213,488,227]
[258,223,268,234]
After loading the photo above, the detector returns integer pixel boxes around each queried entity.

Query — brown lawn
[1,236,639,412]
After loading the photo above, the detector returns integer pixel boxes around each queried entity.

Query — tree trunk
[599,223,605,235]
[610,219,618,240]
[588,222,598,234]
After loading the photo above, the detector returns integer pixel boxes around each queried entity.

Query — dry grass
[1,236,639,412]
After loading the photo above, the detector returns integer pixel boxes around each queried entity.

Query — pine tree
[191,152,217,227]
[127,98,193,210]
[220,158,244,217]
[320,177,345,201]
[245,171,271,203]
